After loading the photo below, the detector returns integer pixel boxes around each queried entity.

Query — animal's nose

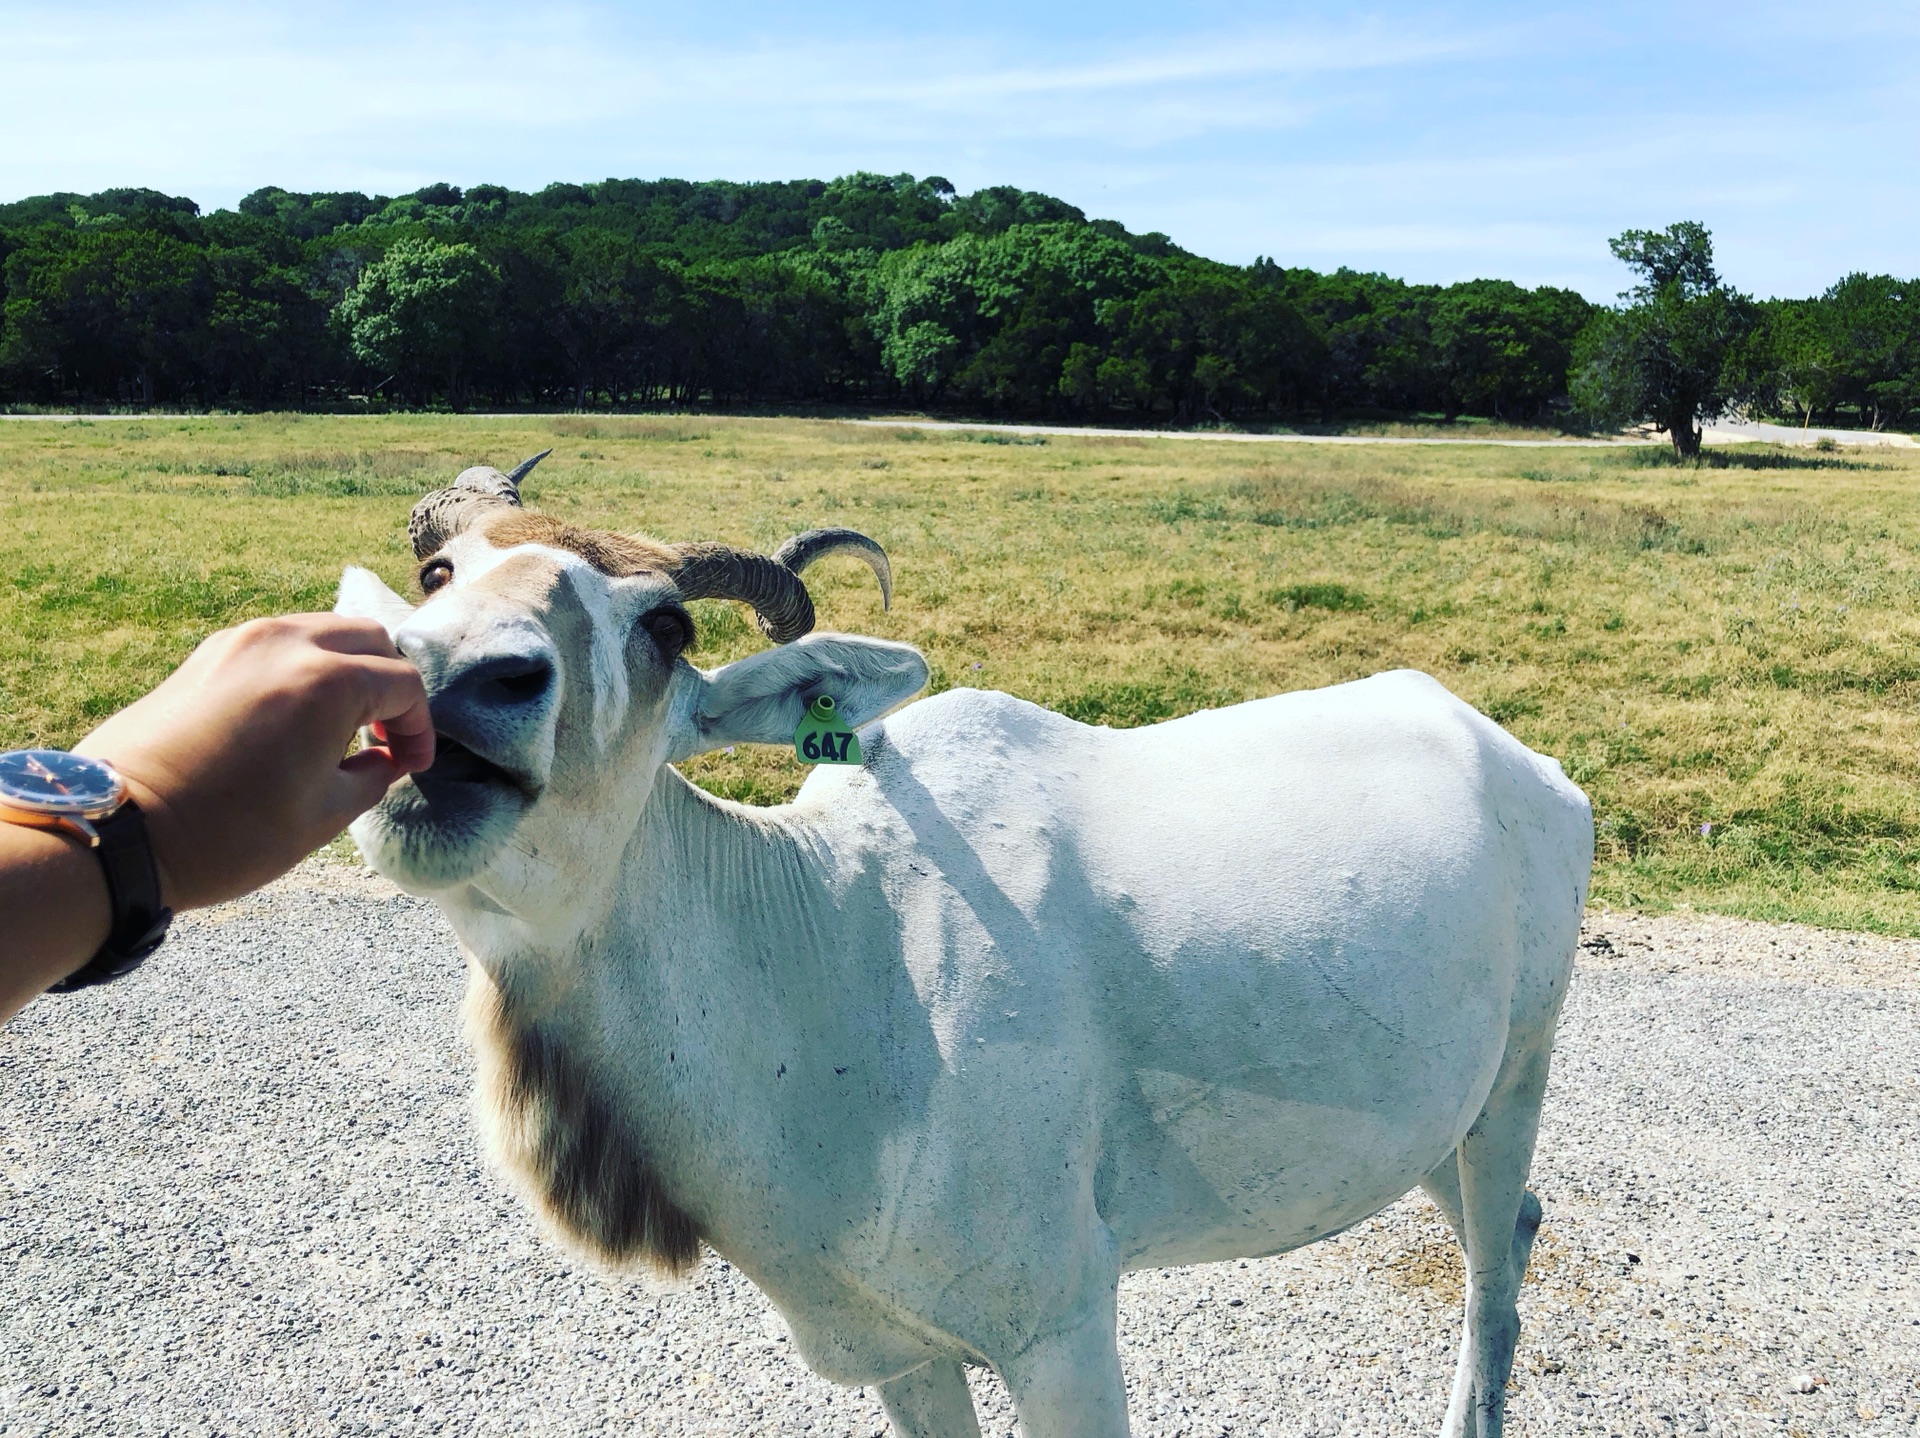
[399,634,559,769]
[444,652,555,710]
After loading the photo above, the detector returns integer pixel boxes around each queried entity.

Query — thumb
[331,748,407,829]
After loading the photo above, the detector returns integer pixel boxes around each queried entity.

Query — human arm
[0,614,433,1022]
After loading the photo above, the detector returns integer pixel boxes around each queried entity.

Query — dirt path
[6,412,1910,449]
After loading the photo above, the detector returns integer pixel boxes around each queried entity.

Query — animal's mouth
[355,729,537,890]
[413,734,538,801]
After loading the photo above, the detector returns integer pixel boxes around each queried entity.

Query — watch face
[0,749,126,817]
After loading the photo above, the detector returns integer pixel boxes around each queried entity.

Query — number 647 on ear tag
[795,694,861,765]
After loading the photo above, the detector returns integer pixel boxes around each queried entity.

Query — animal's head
[336,452,927,909]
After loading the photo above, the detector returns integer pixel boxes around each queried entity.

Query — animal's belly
[1110,1050,1486,1269]
[1098,931,1514,1269]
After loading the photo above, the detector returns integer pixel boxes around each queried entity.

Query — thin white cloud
[866,25,1505,102]
[0,5,1508,162]
[0,0,1913,300]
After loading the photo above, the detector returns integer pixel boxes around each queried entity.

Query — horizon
[3,1,1917,303]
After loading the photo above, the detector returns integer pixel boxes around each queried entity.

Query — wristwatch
[0,749,172,990]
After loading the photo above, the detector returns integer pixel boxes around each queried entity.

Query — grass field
[4,412,1919,933]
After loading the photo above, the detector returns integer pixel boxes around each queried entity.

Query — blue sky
[3,1,1915,299]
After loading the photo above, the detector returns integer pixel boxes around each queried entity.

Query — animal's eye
[420,559,454,595]
[643,607,691,657]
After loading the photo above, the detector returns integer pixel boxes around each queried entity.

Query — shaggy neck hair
[466,959,701,1275]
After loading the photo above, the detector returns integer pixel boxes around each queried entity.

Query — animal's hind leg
[879,1360,983,1438]
[1420,1035,1553,1438]
[1418,1154,1477,1433]
[1420,1155,1543,1436]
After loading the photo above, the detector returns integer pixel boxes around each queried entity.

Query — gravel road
[3,863,1916,1437]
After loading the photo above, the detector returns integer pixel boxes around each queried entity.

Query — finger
[377,721,435,775]
[308,614,405,659]
[352,660,436,772]
[368,717,435,776]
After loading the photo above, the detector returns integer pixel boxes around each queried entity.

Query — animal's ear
[335,566,417,637]
[667,633,929,763]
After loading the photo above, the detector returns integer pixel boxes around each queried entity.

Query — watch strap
[48,797,172,992]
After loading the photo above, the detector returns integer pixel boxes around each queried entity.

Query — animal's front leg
[879,1360,982,1438]
[997,1298,1129,1438]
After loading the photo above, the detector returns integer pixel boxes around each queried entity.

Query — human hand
[73,614,434,911]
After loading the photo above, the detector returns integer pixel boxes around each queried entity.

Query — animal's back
[811,672,1590,1266]
[857,670,1587,1002]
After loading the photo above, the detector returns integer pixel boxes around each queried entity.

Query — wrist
[0,747,177,1007]
[107,772,186,912]
[0,822,113,1019]
[67,744,187,911]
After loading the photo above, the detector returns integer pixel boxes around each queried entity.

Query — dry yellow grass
[4,412,1918,932]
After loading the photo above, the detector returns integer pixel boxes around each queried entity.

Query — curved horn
[670,528,893,644]
[407,451,547,559]
[772,527,893,611]
[671,544,818,644]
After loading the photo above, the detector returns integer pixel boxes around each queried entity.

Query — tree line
[0,174,1913,449]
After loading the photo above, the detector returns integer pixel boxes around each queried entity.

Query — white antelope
[337,454,1592,1438]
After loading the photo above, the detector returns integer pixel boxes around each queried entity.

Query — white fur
[337,554,1591,1438]
[668,631,932,763]
[336,566,414,636]
[575,571,632,752]
[455,537,632,746]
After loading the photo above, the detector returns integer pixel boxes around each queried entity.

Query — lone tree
[1571,221,1757,456]
[334,238,501,407]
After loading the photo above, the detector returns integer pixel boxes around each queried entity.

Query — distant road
[843,418,1629,448]
[849,416,1917,449]
[1697,416,1916,448]
[3,412,1911,448]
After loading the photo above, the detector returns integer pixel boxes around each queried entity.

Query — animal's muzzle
[443,651,554,710]
[401,636,557,794]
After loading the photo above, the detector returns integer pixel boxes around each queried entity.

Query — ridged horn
[772,528,893,611]
[407,450,551,559]
[670,527,892,644]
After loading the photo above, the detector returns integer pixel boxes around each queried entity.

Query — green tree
[870,234,993,399]
[1820,273,1918,430]
[544,230,662,406]
[1429,280,1594,421]
[333,237,501,405]
[871,224,1160,407]
[956,226,1160,412]
[1101,264,1320,420]
[1570,222,1757,456]
[20,176,1884,426]
[0,226,208,402]
[1751,299,1839,429]
[1255,263,1435,419]
[813,173,958,252]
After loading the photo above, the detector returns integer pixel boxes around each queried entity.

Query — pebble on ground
[2,862,1916,1436]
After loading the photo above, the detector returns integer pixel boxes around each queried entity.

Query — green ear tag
[795,694,862,765]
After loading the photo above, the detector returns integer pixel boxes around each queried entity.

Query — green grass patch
[6,417,1920,934]
[1267,582,1368,612]
[1054,672,1246,728]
